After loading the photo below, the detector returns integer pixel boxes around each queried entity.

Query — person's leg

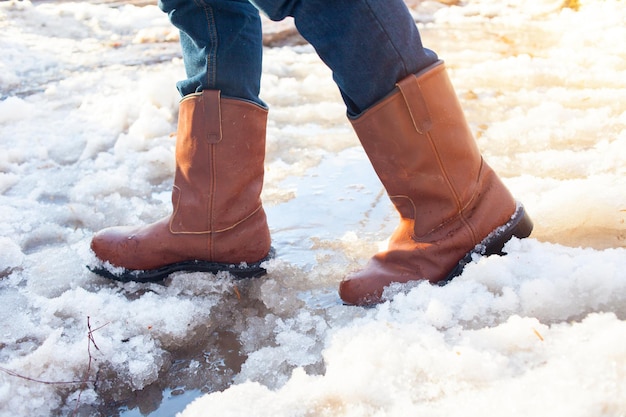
[90,0,272,281]
[253,0,438,115]
[160,0,264,104]
[253,0,533,305]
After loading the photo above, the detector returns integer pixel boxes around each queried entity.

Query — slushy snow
[0,0,625,416]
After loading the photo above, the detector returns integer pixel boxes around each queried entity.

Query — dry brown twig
[0,317,109,416]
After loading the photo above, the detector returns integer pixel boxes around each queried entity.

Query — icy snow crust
[0,0,625,416]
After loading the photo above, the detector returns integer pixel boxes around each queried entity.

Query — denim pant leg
[253,0,438,115]
[159,0,264,105]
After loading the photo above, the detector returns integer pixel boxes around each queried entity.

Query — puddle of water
[118,388,203,417]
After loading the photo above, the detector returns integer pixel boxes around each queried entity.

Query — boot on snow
[90,90,273,282]
[340,61,533,305]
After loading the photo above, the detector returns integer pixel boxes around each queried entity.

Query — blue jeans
[159,0,438,115]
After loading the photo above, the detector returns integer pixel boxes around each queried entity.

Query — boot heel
[484,203,533,256]
[439,204,533,285]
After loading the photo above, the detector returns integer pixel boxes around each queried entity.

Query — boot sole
[438,203,533,286]
[88,247,276,283]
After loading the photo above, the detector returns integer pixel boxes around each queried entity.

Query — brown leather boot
[90,90,273,282]
[339,61,533,305]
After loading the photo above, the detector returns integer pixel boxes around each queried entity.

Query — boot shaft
[351,61,513,240]
[171,90,268,235]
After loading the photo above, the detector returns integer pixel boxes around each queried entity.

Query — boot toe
[90,226,136,267]
[339,259,394,306]
[339,278,381,306]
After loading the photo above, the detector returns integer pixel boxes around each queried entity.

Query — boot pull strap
[397,75,433,134]
[202,90,223,143]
